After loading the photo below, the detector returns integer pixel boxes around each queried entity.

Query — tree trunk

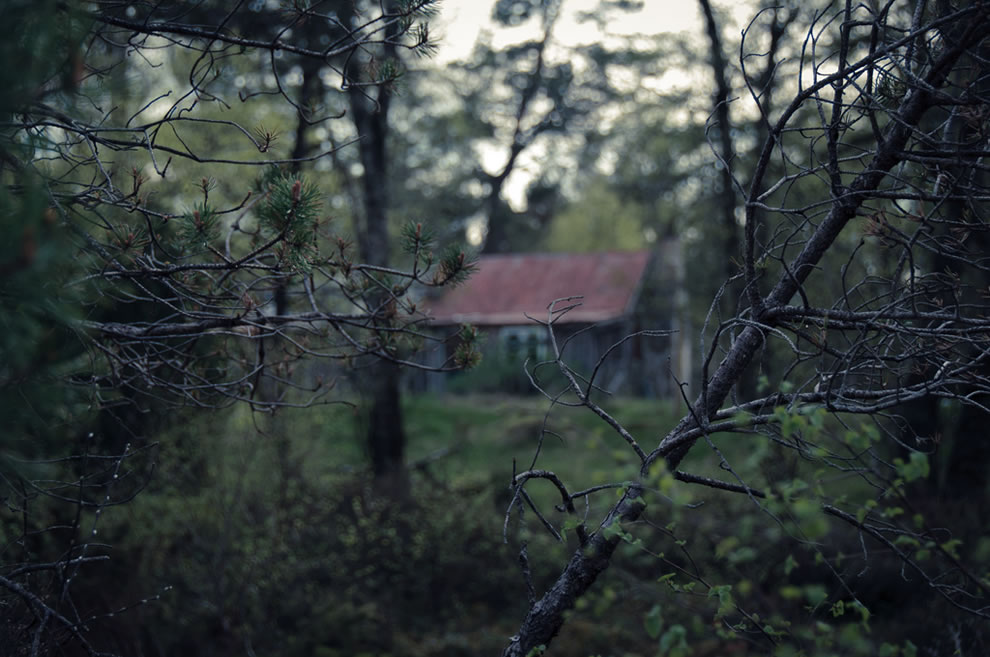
[699,0,739,285]
[901,22,990,500]
[366,362,406,482]
[348,60,408,485]
[481,6,558,254]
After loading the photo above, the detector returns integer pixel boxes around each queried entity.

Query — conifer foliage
[0,0,474,411]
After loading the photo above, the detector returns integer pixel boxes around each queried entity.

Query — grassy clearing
[215,390,880,561]
[259,393,684,503]
[220,392,873,509]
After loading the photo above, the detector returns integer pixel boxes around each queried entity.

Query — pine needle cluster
[399,220,477,287]
[257,169,323,272]
[179,202,220,247]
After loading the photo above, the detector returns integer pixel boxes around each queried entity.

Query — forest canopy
[2,1,990,656]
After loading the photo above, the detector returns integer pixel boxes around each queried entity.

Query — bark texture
[501,487,646,657]
[347,14,408,483]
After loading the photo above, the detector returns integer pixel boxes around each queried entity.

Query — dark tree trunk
[480,9,557,254]
[348,43,408,485]
[699,0,739,285]
[261,61,320,404]
[366,362,406,480]
[700,0,762,404]
[480,170,514,254]
[901,24,990,501]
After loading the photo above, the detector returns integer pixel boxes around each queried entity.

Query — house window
[526,333,540,362]
[502,327,545,362]
[506,334,521,361]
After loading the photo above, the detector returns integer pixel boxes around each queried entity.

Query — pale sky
[426,1,709,220]
[433,0,704,63]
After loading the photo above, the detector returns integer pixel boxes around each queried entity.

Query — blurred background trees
[3,0,990,656]
[0,0,476,652]
[503,1,990,655]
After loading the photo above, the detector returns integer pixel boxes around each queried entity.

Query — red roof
[426,250,652,326]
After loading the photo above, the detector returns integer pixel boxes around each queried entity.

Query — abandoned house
[417,240,689,397]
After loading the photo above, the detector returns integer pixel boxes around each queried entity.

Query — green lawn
[261,393,684,504]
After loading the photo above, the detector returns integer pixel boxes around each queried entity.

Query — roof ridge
[426,249,655,327]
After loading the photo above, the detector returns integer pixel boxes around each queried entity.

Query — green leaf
[844,430,871,451]
[659,624,689,657]
[894,535,920,549]
[763,624,786,639]
[708,584,732,599]
[851,600,871,630]
[732,411,753,428]
[715,536,740,559]
[644,604,663,639]
[784,554,798,575]
[728,546,757,564]
[793,498,829,540]
[804,584,827,607]
[780,585,802,600]
[894,452,930,482]
[709,585,734,618]
[941,538,963,558]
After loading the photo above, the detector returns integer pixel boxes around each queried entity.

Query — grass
[118,392,912,657]
[220,393,686,514]
[215,390,881,544]
[406,394,683,471]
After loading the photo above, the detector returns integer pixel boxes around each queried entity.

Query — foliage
[257,170,324,272]
[6,1,990,656]
[500,2,990,655]
[89,402,561,657]
[51,395,690,655]
[0,0,473,654]
[543,178,649,252]
[0,0,480,413]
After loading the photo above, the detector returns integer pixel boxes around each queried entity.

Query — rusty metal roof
[426,250,652,326]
